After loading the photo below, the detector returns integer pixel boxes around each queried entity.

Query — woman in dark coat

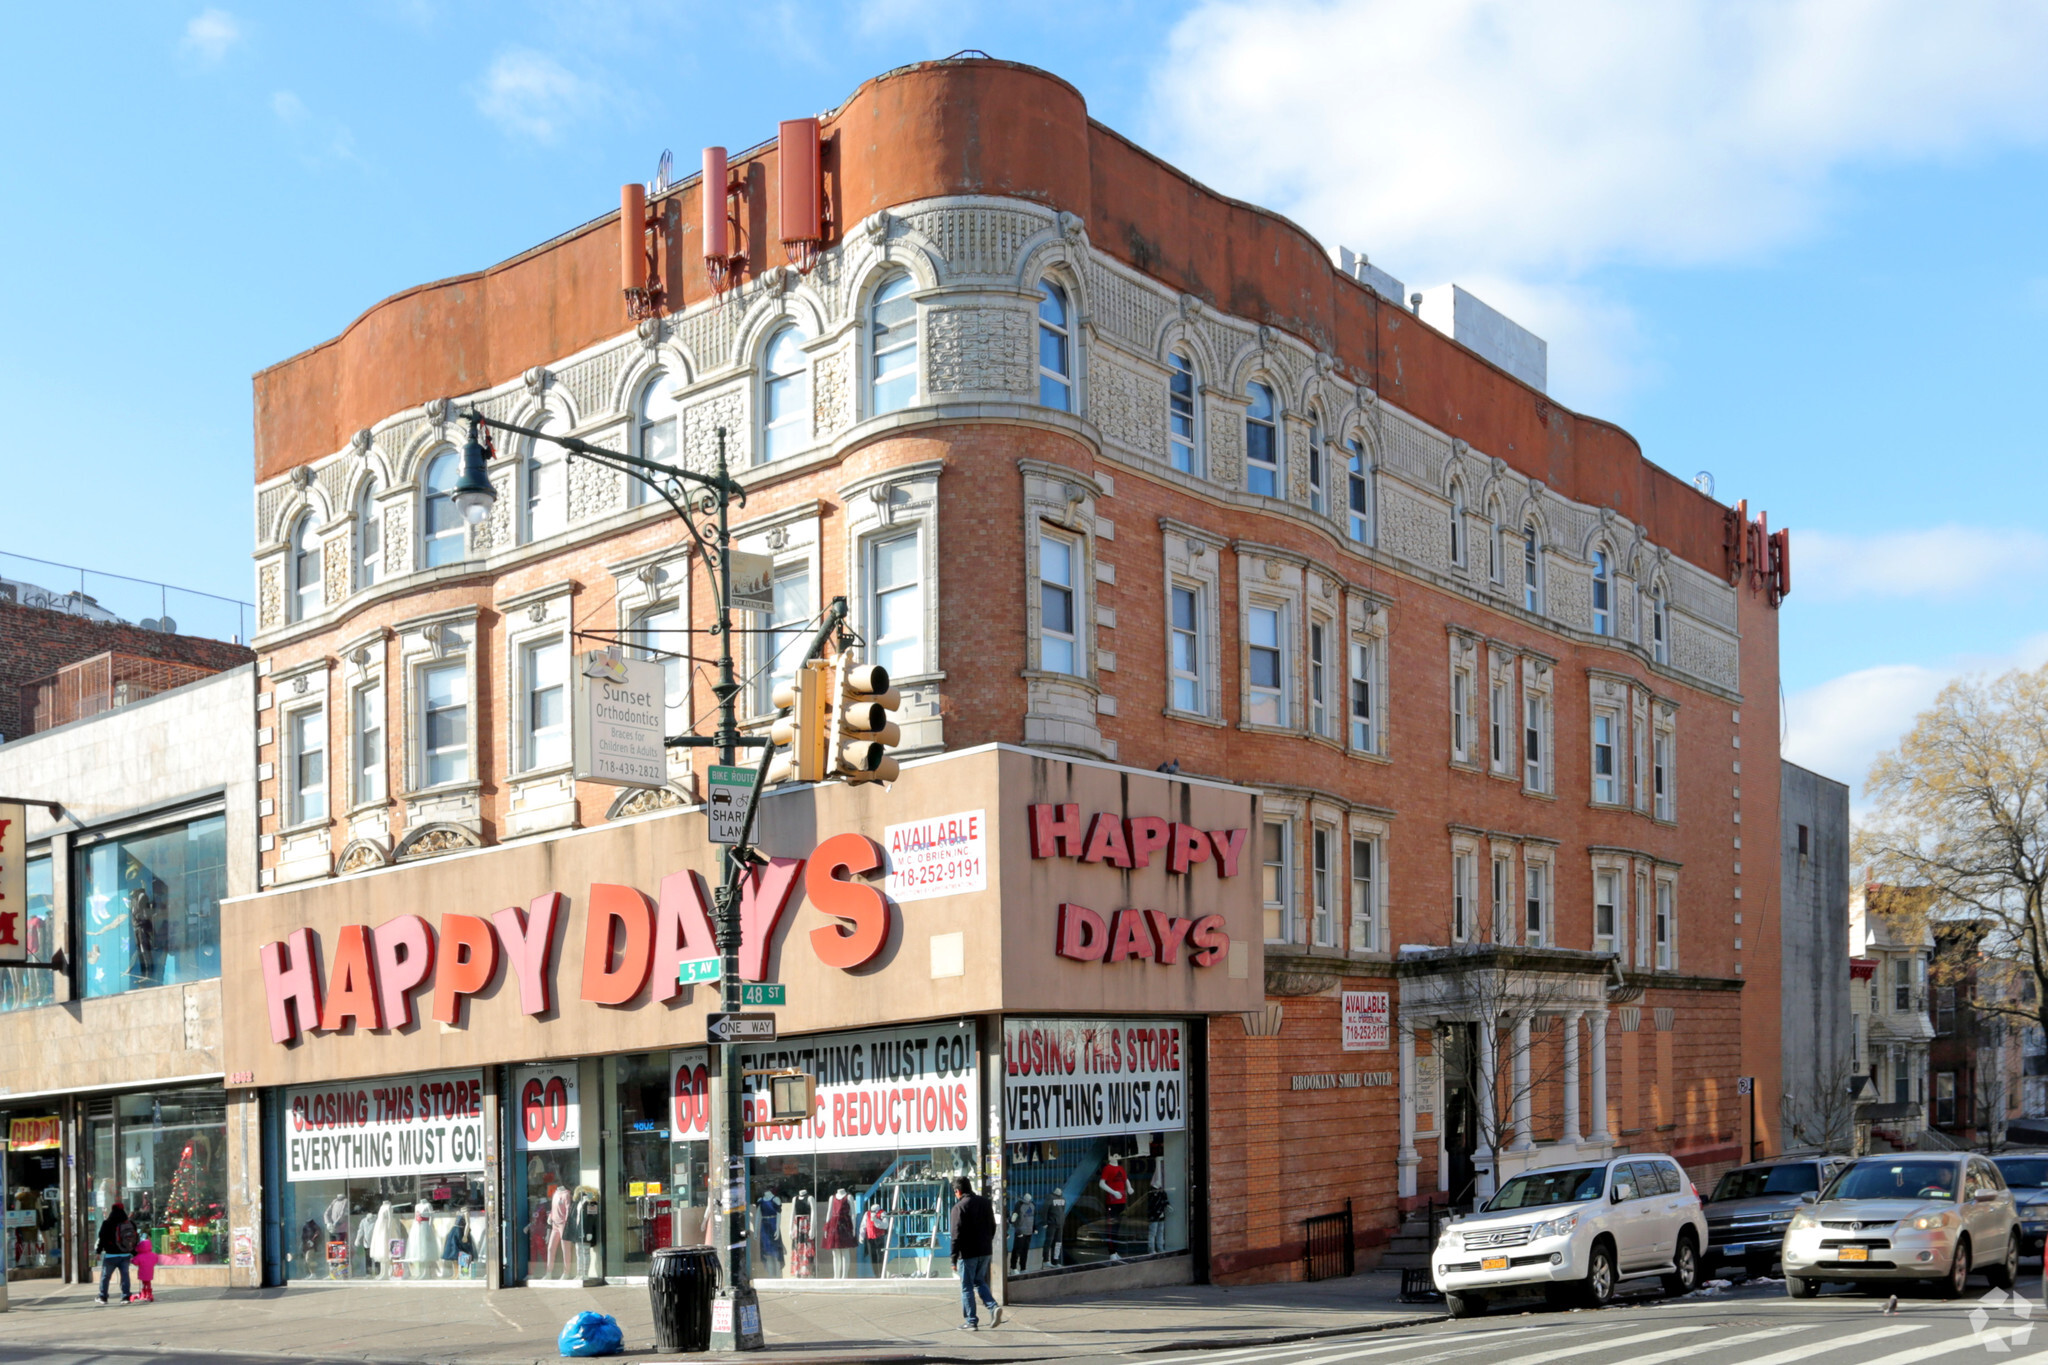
[96,1202,136,1303]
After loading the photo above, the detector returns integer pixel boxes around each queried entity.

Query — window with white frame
[420,449,465,568]
[761,325,811,464]
[1450,645,1476,764]
[754,562,815,715]
[1452,850,1477,942]
[869,273,918,415]
[1448,482,1466,566]
[1592,548,1613,635]
[1632,696,1650,812]
[1486,500,1504,584]
[1263,819,1293,944]
[351,681,383,807]
[1651,588,1669,664]
[1245,382,1279,497]
[1634,868,1652,968]
[1038,530,1080,675]
[1489,667,1512,775]
[520,638,569,772]
[1170,583,1204,714]
[1492,853,1513,943]
[866,531,923,679]
[1592,710,1619,804]
[629,600,689,741]
[1247,603,1287,726]
[633,371,679,505]
[1168,351,1199,473]
[1525,859,1549,946]
[1350,834,1379,953]
[1311,825,1335,947]
[1594,868,1621,955]
[418,661,468,787]
[1523,665,1553,794]
[290,515,322,623]
[1653,712,1675,820]
[521,413,568,544]
[1523,523,1542,613]
[1349,636,1377,752]
[354,482,380,591]
[1307,414,1327,516]
[288,705,326,825]
[1345,436,1371,543]
[1309,619,1333,738]
[1655,880,1675,968]
[1038,280,1073,410]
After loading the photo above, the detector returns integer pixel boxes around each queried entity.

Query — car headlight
[1788,1211,1817,1231]
[1911,1211,1957,1231]
[1437,1224,1460,1247]
[1530,1213,1579,1240]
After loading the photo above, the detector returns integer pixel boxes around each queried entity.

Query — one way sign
[708,1012,777,1043]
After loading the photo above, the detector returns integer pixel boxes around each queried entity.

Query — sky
[2,1,2045,806]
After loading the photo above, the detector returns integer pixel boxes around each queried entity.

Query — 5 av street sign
[707,1012,777,1043]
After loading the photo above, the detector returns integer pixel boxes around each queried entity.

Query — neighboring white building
[1850,888,1934,1148]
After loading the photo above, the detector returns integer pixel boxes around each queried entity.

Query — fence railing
[1302,1198,1354,1283]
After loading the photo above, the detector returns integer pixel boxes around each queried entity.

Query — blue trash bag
[558,1310,625,1358]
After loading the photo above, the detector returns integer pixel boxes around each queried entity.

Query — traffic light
[765,659,833,784]
[832,660,901,783]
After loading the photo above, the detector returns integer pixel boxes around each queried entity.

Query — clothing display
[363,1202,396,1279]
[1008,1196,1036,1273]
[756,1192,784,1274]
[1045,1192,1067,1267]
[1147,1186,1171,1254]
[823,1190,855,1278]
[544,1186,573,1279]
[860,1206,890,1273]
[404,1205,435,1278]
[441,1216,475,1264]
[790,1193,815,1278]
[1098,1161,1129,1259]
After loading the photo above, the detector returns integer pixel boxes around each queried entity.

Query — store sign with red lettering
[733,1022,980,1155]
[1002,1018,1186,1141]
[1027,805,1242,969]
[1342,991,1390,1052]
[6,1115,60,1152]
[0,802,26,965]
[283,1070,486,1181]
[514,1064,580,1152]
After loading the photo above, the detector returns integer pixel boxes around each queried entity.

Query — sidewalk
[0,1271,1441,1364]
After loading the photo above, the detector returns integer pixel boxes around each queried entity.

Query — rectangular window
[868,532,924,679]
[420,661,469,787]
[1345,438,1370,543]
[630,601,689,740]
[521,638,568,771]
[289,706,325,825]
[757,563,815,714]
[1350,837,1377,953]
[1935,986,1956,1035]
[1653,730,1673,820]
[1523,529,1541,612]
[1492,855,1512,943]
[1490,677,1509,772]
[1451,667,1471,762]
[1635,869,1651,968]
[1452,852,1475,942]
[0,855,56,1012]
[1170,585,1204,713]
[1309,622,1331,738]
[1246,386,1279,497]
[1308,426,1327,516]
[1525,862,1548,946]
[1592,713,1617,804]
[77,814,227,997]
[1262,820,1292,944]
[1935,1072,1957,1126]
[1311,826,1334,947]
[1248,605,1285,726]
[1895,958,1913,1012]
[1595,870,1619,955]
[1632,711,1648,810]
[1039,533,1079,675]
[1524,693,1547,791]
[1656,878,1675,969]
[1895,1048,1910,1106]
[1168,353,1198,473]
[1349,638,1376,752]
[351,683,383,806]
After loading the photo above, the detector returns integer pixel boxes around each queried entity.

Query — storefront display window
[83,1088,230,1267]
[512,1061,601,1283]
[4,1113,64,1278]
[1002,1019,1192,1274]
[77,814,226,999]
[0,856,55,1013]
[277,1071,488,1283]
[603,1052,714,1275]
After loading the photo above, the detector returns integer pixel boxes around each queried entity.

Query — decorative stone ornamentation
[523,366,549,395]
[926,307,1032,394]
[394,823,482,862]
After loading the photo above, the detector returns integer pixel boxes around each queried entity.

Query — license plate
[1838,1246,1868,1262]
[1721,1243,1746,1256]
[1481,1256,1510,1271]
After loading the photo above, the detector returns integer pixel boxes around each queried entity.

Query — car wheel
[1662,1233,1700,1297]
[1785,1273,1819,1298]
[1445,1290,1484,1319]
[1987,1232,2020,1291]
[1938,1238,1972,1300]
[1581,1239,1618,1308]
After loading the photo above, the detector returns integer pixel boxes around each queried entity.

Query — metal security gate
[1302,1199,1354,1282]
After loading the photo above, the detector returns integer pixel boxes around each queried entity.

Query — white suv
[1430,1155,1707,1316]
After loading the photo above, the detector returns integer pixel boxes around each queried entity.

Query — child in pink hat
[132,1235,158,1302]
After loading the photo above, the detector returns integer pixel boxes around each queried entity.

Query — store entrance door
[1439,1024,1480,1208]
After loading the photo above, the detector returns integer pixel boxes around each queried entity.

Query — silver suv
[1782,1154,2020,1298]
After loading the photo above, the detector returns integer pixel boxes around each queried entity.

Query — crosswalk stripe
[1616,1323,1811,1365]
[1852,1323,2045,1365]
[1731,1321,1929,1365]
[1146,1322,1559,1365]
[1196,1323,1557,1365]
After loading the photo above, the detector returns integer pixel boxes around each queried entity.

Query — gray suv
[1991,1154,2048,1256]
[1702,1155,1848,1279]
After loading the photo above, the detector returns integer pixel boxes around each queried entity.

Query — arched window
[1307,412,1327,515]
[1449,483,1466,565]
[869,273,917,416]
[761,325,811,464]
[1486,499,1504,584]
[1592,548,1612,635]
[521,412,567,544]
[1168,351,1199,474]
[421,450,464,568]
[1523,523,1543,613]
[1037,280,1072,411]
[290,514,322,622]
[1651,586,1669,664]
[354,481,380,591]
[632,371,678,506]
[1346,436,1371,543]
[1245,381,1279,497]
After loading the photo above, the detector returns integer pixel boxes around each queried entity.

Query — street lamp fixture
[452,416,499,525]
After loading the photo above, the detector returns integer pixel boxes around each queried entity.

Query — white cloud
[181,8,241,65]
[271,90,306,124]
[1795,526,2048,601]
[1144,0,2048,404]
[474,50,597,143]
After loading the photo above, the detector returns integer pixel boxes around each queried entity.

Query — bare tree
[1782,1057,1866,1156]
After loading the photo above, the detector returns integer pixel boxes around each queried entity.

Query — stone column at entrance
[1509,1015,1534,1152]
[1562,1010,1585,1145]
[1590,1009,1611,1142]
[1475,1018,1497,1196]
[1398,1021,1420,1199]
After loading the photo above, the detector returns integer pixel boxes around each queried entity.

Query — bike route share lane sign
[706,765,753,845]
[708,1013,777,1043]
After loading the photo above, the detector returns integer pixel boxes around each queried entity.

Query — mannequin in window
[405,1202,436,1279]
[859,1201,890,1277]
[1146,1183,1171,1253]
[363,1200,396,1279]
[323,1192,349,1278]
[1046,1190,1067,1267]
[790,1190,814,1277]
[1008,1194,1036,1274]
[756,1188,784,1278]
[1099,1156,1130,1262]
[822,1187,855,1278]
[545,1184,574,1278]
[575,1185,602,1279]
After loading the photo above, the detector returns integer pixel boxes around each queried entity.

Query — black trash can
[650,1246,719,1353]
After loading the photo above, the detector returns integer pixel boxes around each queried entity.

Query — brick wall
[0,601,253,741]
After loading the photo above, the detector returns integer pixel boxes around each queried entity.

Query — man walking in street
[96,1202,137,1304]
[949,1176,1002,1330]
